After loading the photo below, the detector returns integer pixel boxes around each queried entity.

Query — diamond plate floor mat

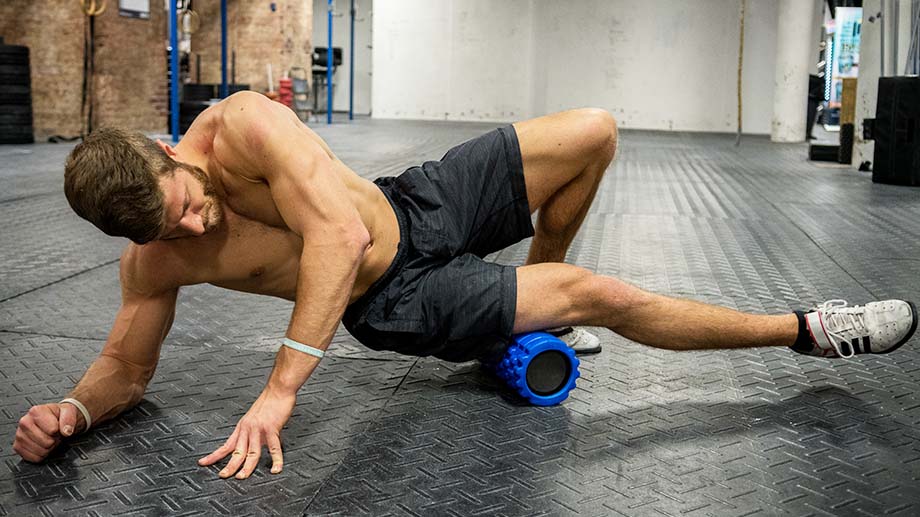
[306,340,920,516]
[0,332,414,515]
[1,122,919,516]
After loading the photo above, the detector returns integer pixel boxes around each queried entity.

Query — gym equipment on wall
[312,47,343,68]
[290,67,310,121]
[169,0,179,141]
[326,0,334,124]
[312,47,343,116]
[220,0,227,98]
[483,332,581,406]
[80,0,106,137]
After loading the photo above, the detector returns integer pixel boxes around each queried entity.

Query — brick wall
[0,1,85,138]
[191,1,312,93]
[1,1,167,139]
[0,1,313,139]
[92,4,169,132]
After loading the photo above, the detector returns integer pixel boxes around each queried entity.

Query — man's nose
[179,215,206,236]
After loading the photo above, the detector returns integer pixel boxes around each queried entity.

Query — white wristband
[282,337,325,359]
[59,398,92,431]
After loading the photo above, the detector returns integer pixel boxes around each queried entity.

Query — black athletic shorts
[342,125,534,362]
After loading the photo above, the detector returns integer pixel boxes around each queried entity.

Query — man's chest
[177,211,303,300]
[205,213,303,299]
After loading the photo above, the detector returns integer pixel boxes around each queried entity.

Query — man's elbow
[340,221,372,255]
[308,220,371,259]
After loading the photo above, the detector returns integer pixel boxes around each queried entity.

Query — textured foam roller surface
[1,122,920,516]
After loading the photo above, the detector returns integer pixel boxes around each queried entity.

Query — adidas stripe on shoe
[796,299,917,358]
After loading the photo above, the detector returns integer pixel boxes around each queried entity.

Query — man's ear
[155,139,179,158]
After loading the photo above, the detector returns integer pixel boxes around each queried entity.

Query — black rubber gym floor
[2,120,919,516]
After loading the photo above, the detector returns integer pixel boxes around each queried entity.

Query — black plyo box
[872,77,920,185]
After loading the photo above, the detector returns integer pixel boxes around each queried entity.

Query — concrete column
[811,0,826,63]
[771,0,818,142]
[855,0,882,168]
[897,0,913,74]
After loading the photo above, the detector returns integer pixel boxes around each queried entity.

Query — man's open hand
[13,403,85,463]
[198,388,296,479]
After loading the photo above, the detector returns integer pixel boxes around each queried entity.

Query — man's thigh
[512,262,607,334]
[391,125,532,258]
[346,253,518,362]
[512,263,651,334]
[513,108,618,212]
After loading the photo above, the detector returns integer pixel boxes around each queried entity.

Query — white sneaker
[800,299,917,358]
[547,327,602,355]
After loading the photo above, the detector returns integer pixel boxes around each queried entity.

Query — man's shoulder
[215,91,279,130]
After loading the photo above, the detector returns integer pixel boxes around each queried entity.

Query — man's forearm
[67,354,150,432]
[268,238,367,395]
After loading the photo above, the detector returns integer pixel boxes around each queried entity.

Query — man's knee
[557,268,611,322]
[576,108,618,164]
[567,271,651,326]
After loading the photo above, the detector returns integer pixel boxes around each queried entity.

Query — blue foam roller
[484,332,580,406]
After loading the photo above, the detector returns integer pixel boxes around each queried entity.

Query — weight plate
[0,133,35,144]
[0,44,29,55]
[0,105,32,115]
[0,64,29,75]
[0,95,30,105]
[0,55,29,66]
[0,73,30,86]
[0,125,34,134]
[0,115,32,127]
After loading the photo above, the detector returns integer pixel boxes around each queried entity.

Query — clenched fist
[13,403,86,463]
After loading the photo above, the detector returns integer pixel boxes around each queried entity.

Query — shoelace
[563,328,589,348]
[815,299,868,358]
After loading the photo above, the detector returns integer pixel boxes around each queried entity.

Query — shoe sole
[877,300,918,354]
[573,344,602,356]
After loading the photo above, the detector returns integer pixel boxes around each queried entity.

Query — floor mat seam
[300,356,420,515]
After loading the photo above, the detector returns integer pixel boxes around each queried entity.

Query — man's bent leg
[513,263,799,351]
[513,109,618,264]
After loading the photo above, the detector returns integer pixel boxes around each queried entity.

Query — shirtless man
[13,91,917,480]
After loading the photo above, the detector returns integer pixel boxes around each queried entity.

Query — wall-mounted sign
[119,0,150,19]
[830,7,861,105]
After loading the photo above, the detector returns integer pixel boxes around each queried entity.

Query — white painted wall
[372,0,534,121]
[313,0,373,115]
[534,0,778,133]
[372,0,783,134]
[895,0,913,74]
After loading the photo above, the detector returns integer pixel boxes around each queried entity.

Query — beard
[182,163,224,233]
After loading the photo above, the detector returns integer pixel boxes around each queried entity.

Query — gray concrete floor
[1,120,919,516]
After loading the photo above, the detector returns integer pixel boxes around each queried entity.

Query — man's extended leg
[513,108,618,265]
[513,263,917,355]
